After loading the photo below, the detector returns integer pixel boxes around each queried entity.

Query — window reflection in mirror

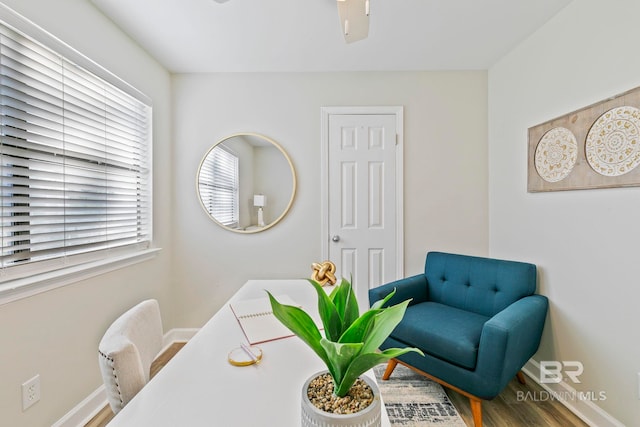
[197,133,296,233]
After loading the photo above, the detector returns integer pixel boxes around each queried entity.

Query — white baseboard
[161,327,198,350]
[51,386,108,427]
[53,328,199,427]
[522,359,625,427]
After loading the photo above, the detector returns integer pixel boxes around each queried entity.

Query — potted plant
[268,278,423,427]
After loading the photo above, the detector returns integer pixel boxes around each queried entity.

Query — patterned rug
[374,364,467,426]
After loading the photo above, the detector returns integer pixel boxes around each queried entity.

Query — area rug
[374,364,467,426]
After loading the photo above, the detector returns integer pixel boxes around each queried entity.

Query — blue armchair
[369,252,548,427]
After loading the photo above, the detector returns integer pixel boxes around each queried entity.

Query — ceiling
[90,0,572,73]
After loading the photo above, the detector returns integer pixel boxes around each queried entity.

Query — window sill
[0,248,162,306]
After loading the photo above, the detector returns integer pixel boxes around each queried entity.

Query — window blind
[198,146,239,227]
[0,22,151,277]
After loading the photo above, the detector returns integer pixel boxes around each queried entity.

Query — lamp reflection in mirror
[254,194,266,227]
[196,133,296,234]
[337,0,369,43]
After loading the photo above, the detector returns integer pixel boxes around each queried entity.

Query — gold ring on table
[227,346,263,366]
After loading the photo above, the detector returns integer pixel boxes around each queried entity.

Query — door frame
[320,106,404,281]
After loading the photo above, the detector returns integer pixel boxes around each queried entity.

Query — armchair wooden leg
[516,370,527,384]
[382,359,398,380]
[469,397,483,427]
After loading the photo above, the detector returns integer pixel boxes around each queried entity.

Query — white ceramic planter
[301,371,382,427]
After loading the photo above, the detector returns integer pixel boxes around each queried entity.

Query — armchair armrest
[368,274,428,308]
[476,295,548,388]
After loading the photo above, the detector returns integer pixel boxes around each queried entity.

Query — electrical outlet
[21,375,40,411]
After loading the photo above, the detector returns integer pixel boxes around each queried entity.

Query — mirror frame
[196,132,297,233]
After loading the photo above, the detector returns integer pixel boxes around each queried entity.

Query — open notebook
[230,295,317,345]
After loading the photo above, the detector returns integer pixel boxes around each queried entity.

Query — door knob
[331,235,341,242]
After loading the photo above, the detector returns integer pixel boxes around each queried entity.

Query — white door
[322,108,403,307]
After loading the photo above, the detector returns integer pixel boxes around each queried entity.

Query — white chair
[98,299,163,414]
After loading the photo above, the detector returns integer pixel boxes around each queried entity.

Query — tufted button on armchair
[369,252,548,427]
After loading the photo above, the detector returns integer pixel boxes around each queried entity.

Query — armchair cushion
[395,302,489,369]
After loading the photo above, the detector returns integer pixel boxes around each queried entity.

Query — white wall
[172,71,489,327]
[0,1,173,426]
[0,6,489,425]
[489,1,640,425]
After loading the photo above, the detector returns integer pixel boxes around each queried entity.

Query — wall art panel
[528,85,640,192]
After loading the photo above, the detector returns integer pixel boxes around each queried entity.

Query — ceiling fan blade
[337,0,369,43]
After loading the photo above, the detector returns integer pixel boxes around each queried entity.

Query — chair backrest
[98,299,163,414]
[424,252,537,317]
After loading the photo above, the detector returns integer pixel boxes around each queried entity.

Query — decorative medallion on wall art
[528,85,640,192]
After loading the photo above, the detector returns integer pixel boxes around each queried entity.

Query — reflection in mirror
[197,133,296,233]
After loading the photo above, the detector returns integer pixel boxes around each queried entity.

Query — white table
[108,279,390,426]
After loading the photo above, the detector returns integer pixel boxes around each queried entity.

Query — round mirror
[197,133,296,233]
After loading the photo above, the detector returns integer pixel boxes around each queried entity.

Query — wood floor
[445,374,589,427]
[85,342,587,427]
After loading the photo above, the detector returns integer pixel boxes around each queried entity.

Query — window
[198,145,239,227]
[0,17,151,283]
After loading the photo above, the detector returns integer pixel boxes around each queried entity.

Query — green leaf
[319,339,363,387]
[341,280,360,330]
[360,300,411,355]
[334,347,424,396]
[267,292,329,366]
[330,278,359,332]
[338,309,377,344]
[307,279,343,341]
[370,288,398,310]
